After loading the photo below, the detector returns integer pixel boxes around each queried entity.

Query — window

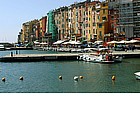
[102,16,107,21]
[99,31,102,36]
[93,29,95,34]
[62,24,64,28]
[103,3,105,7]
[111,16,114,20]
[99,23,102,28]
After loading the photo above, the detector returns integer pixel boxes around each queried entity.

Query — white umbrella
[116,40,129,44]
[53,40,65,45]
[62,41,70,45]
[98,48,109,51]
[62,40,81,45]
[69,41,82,45]
[40,42,47,45]
[107,41,118,44]
[34,41,40,44]
[94,40,103,44]
[129,39,140,43]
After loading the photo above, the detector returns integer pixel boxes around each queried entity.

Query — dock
[0,53,79,62]
[113,50,140,58]
[0,50,140,62]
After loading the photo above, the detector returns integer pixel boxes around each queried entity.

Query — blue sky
[0,0,84,43]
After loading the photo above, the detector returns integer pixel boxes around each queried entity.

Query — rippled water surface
[0,50,139,93]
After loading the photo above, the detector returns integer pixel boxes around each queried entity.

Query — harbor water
[0,50,140,93]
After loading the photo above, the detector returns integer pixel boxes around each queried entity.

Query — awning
[128,39,140,43]
[116,40,130,44]
[53,40,65,45]
[69,41,81,45]
[107,41,118,44]
[62,40,81,45]
[34,41,40,44]
[94,40,103,44]
[40,42,48,45]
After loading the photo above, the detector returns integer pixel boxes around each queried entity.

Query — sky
[0,0,104,43]
[0,0,86,43]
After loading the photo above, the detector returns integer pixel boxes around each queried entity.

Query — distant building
[118,0,134,40]
[47,10,58,45]
[54,6,68,40]
[39,16,47,42]
[18,0,140,44]
[22,21,30,43]
[22,19,39,44]
[18,29,23,43]
[133,0,140,38]
[96,1,109,41]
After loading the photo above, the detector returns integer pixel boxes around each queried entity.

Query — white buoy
[59,76,62,80]
[19,76,24,80]
[74,76,79,81]
[2,77,5,82]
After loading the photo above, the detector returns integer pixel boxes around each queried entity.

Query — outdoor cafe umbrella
[53,40,65,45]
[107,41,118,44]
[62,41,70,45]
[116,40,130,44]
[128,39,140,43]
[40,42,47,45]
[62,40,81,45]
[34,41,40,44]
[69,41,82,45]
[94,40,103,44]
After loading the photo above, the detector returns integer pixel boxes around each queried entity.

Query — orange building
[39,16,47,42]
[96,1,109,41]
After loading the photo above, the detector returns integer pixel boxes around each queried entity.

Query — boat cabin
[0,45,5,50]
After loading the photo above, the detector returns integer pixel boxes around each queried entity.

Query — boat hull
[135,75,140,80]
[78,54,122,63]
[134,72,140,80]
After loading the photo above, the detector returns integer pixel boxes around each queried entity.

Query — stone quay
[0,50,140,62]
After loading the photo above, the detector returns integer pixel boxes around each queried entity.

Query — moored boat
[77,48,123,63]
[134,72,140,80]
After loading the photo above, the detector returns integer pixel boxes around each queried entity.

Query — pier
[0,53,79,62]
[0,50,140,62]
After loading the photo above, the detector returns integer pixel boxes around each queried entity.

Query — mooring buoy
[79,76,83,79]
[74,76,79,81]
[59,76,62,80]
[2,77,5,82]
[19,76,24,80]
[112,76,116,81]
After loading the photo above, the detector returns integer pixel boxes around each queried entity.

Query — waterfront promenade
[0,50,140,62]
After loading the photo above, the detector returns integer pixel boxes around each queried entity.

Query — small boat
[134,72,140,80]
[0,45,5,51]
[79,49,122,64]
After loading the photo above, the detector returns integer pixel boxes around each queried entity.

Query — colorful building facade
[18,0,140,45]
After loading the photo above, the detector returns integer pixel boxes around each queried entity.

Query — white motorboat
[89,54,122,63]
[134,72,140,80]
[77,48,122,63]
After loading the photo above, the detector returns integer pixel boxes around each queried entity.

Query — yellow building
[22,22,30,43]
[96,1,109,41]
[22,19,39,43]
[88,1,99,41]
[54,7,68,40]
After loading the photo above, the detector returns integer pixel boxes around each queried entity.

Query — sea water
[0,50,139,93]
